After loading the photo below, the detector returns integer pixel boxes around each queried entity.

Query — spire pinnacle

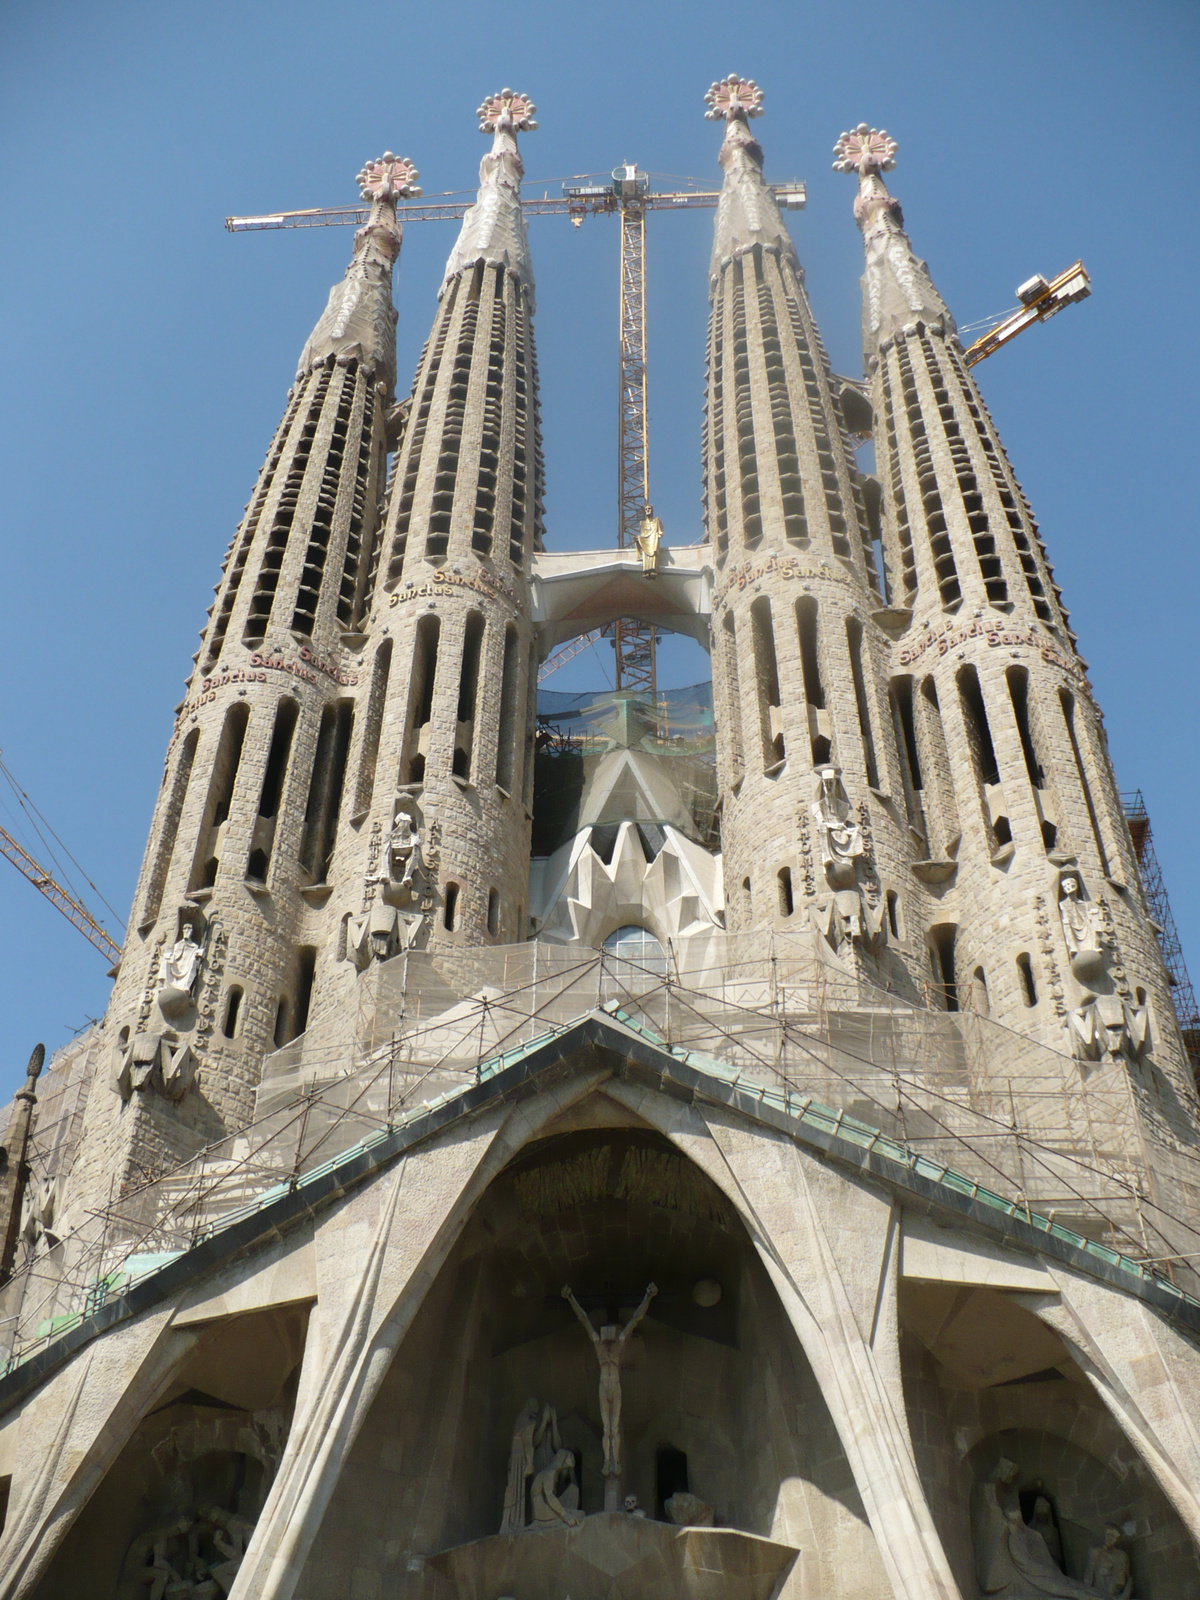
[704,75,795,297]
[297,150,420,396]
[833,124,954,362]
[441,90,537,306]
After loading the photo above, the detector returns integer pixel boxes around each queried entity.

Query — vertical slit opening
[930,924,959,1011]
[188,704,250,892]
[1059,689,1110,875]
[495,624,521,791]
[294,946,317,1036]
[353,638,392,818]
[750,596,784,771]
[143,728,198,925]
[454,611,485,782]
[777,867,794,917]
[222,985,243,1039]
[300,700,354,881]
[444,883,459,932]
[487,888,500,937]
[1006,666,1043,789]
[846,615,878,788]
[1016,952,1038,1007]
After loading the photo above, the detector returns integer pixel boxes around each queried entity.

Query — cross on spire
[832,123,898,179]
[476,89,538,136]
[704,74,764,124]
[355,153,421,203]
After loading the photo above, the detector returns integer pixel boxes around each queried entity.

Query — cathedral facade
[2,78,1200,1600]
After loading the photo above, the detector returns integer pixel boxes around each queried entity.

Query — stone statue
[974,1460,1106,1598]
[809,767,864,890]
[205,1505,255,1596]
[501,1398,559,1535]
[562,1282,657,1479]
[387,809,424,889]
[1031,1497,1064,1571]
[623,1493,646,1518]
[634,507,664,576]
[1068,995,1148,1066]
[1058,875,1109,988]
[1084,1526,1135,1600]
[159,920,204,1020]
[528,1448,584,1530]
[665,1491,715,1527]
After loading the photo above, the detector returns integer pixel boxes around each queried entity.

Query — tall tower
[703,78,907,976]
[66,153,419,1204]
[837,123,1194,1104]
[342,89,544,956]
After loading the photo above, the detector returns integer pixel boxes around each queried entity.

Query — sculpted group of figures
[119,1506,253,1599]
[975,1459,1137,1599]
[499,1283,714,1534]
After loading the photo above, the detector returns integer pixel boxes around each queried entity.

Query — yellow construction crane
[227,169,806,697]
[0,757,123,966]
[963,261,1091,367]
[0,825,121,966]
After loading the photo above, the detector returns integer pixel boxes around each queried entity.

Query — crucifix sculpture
[562,1281,657,1509]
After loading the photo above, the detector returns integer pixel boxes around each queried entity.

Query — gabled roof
[4,1008,1197,1413]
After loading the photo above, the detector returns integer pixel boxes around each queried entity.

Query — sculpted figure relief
[501,1398,560,1535]
[1084,1527,1135,1600]
[159,920,204,1020]
[562,1282,656,1479]
[387,809,424,889]
[1058,875,1110,987]
[634,507,664,576]
[973,1460,1112,1599]
[529,1448,584,1530]
[810,766,864,889]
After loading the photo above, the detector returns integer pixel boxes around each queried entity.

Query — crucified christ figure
[561,1282,657,1478]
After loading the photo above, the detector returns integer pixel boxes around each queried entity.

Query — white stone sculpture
[1084,1526,1135,1599]
[528,1448,584,1530]
[1058,875,1110,987]
[562,1282,656,1480]
[974,1459,1107,1598]
[501,1398,559,1536]
[114,1034,198,1103]
[810,767,864,890]
[1068,996,1149,1066]
[387,809,424,889]
[158,921,204,1020]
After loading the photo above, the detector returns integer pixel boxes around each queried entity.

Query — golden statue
[634,507,664,576]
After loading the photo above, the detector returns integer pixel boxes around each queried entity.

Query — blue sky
[1,0,1197,1097]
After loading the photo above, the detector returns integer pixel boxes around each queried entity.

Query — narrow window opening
[750,596,785,770]
[892,677,923,792]
[721,614,745,785]
[795,595,830,765]
[930,924,959,1011]
[741,877,752,918]
[886,890,900,939]
[1041,819,1058,851]
[495,625,520,791]
[993,815,1013,846]
[294,946,317,1036]
[222,986,243,1039]
[1060,689,1110,875]
[957,665,1000,786]
[258,699,299,819]
[143,728,198,925]
[273,998,290,1049]
[444,882,459,932]
[300,701,354,881]
[1006,667,1044,789]
[189,704,250,892]
[454,611,486,781]
[1016,952,1038,1007]
[655,1446,690,1522]
[487,888,500,937]
[971,966,990,1016]
[777,867,794,917]
[353,639,392,817]
[401,614,440,785]
[846,615,879,787]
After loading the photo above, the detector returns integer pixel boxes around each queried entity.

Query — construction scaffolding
[1122,790,1200,1083]
[7,930,1200,1378]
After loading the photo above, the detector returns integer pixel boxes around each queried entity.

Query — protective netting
[5,930,1200,1375]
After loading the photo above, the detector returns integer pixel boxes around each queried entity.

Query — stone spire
[65,150,421,1209]
[703,78,899,969]
[298,153,421,400]
[442,89,537,308]
[0,1043,43,1283]
[705,74,798,294]
[832,124,954,368]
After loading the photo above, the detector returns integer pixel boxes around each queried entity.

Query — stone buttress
[330,90,544,961]
[703,79,909,986]
[63,154,420,1205]
[836,123,1196,1119]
